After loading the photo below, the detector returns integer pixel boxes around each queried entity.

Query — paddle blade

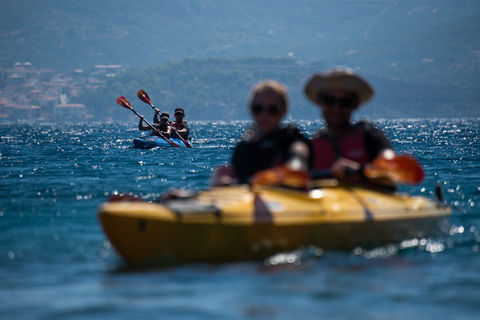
[116,96,132,110]
[137,89,151,104]
[365,155,424,185]
[169,140,181,148]
[250,165,311,190]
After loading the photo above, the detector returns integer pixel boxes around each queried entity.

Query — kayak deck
[98,183,451,267]
[133,136,190,149]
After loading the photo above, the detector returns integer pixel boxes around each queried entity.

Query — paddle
[263,154,424,190]
[137,89,192,148]
[116,96,180,148]
[249,165,311,190]
[364,154,424,185]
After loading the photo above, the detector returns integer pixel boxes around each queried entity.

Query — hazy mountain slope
[79,57,479,121]
[345,12,480,86]
[1,0,479,86]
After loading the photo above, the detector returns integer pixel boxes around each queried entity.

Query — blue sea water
[1,119,479,319]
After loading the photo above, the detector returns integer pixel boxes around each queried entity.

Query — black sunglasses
[251,104,282,116]
[320,93,359,109]
[174,112,184,116]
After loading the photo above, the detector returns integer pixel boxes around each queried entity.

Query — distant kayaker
[304,68,394,181]
[170,107,190,140]
[212,79,311,188]
[139,111,171,138]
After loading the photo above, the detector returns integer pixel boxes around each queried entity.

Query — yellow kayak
[98,181,451,267]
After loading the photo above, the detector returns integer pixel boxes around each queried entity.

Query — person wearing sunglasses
[170,107,190,140]
[304,68,394,180]
[212,80,311,188]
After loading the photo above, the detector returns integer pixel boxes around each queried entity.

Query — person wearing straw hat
[304,68,394,180]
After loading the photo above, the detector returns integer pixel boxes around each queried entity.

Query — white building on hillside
[54,104,86,121]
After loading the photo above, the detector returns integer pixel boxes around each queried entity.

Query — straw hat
[305,68,374,108]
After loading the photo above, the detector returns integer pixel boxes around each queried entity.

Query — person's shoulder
[241,127,258,143]
[356,119,391,146]
[281,124,304,136]
[355,119,383,132]
[280,124,311,145]
[312,127,328,139]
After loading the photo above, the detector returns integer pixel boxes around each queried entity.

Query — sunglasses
[320,94,358,109]
[174,112,184,116]
[251,104,282,116]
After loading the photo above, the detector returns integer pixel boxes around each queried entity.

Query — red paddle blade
[390,155,424,184]
[137,89,151,104]
[250,165,311,190]
[367,155,424,185]
[116,96,132,109]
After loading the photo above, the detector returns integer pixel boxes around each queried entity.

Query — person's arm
[230,142,248,183]
[153,111,160,124]
[138,116,150,131]
[175,127,188,135]
[161,125,171,139]
[248,134,312,190]
[332,123,394,179]
[364,123,394,161]
[211,143,243,187]
[172,122,189,138]
[210,165,239,187]
[284,140,310,172]
[375,148,395,161]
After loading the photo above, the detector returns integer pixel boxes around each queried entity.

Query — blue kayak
[133,136,191,149]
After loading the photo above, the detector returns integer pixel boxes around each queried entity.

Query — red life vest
[171,121,183,130]
[312,126,369,171]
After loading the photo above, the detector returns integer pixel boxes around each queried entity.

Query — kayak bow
[98,182,451,267]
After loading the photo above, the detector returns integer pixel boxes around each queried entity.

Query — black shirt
[231,126,311,183]
[150,123,169,136]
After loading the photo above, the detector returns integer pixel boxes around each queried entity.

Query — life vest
[171,121,188,139]
[172,121,183,130]
[312,126,369,171]
[150,124,169,136]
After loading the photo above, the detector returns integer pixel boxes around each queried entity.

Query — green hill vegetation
[2,1,480,120]
[79,57,480,121]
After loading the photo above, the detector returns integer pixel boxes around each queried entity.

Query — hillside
[346,11,480,86]
[79,57,480,121]
[1,0,480,86]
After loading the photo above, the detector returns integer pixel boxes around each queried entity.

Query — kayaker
[304,68,394,181]
[170,107,190,140]
[212,79,311,188]
[139,111,171,138]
